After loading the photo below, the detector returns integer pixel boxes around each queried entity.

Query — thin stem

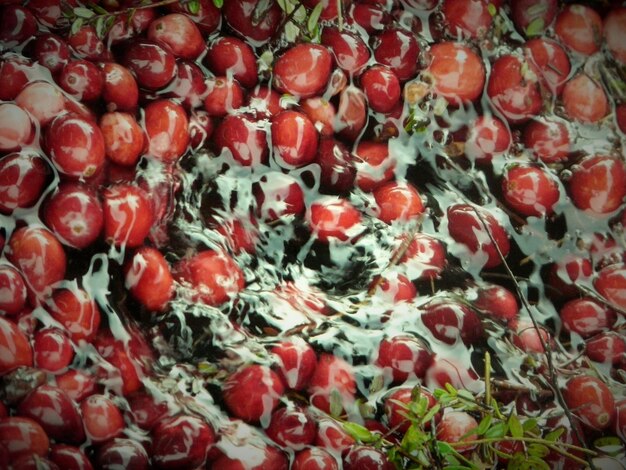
[484,351,492,408]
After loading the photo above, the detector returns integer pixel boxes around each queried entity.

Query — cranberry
[547,255,593,299]
[511,0,557,35]
[0,417,49,459]
[0,151,49,214]
[425,356,480,392]
[205,36,258,89]
[32,33,70,75]
[316,138,356,194]
[343,445,394,470]
[247,86,285,117]
[473,284,519,323]
[103,183,154,248]
[374,181,424,224]
[399,233,447,280]
[376,335,432,382]
[254,171,305,221]
[124,40,176,90]
[273,44,333,98]
[7,227,66,302]
[501,164,561,217]
[101,63,139,111]
[96,438,150,470]
[271,338,317,391]
[81,394,125,444]
[271,110,319,167]
[47,287,101,343]
[204,76,244,117]
[555,4,602,56]
[167,60,208,110]
[222,0,284,44]
[292,447,339,470]
[210,442,287,470]
[384,387,438,433]
[510,320,551,353]
[0,316,33,375]
[349,3,391,32]
[59,60,104,102]
[147,13,205,60]
[45,113,106,179]
[335,85,367,141]
[67,25,105,60]
[360,65,401,114]
[321,27,370,75]
[49,444,94,470]
[100,112,145,167]
[307,353,356,414]
[464,115,511,164]
[421,300,483,346]
[54,369,96,402]
[0,56,40,101]
[168,0,221,34]
[222,365,283,424]
[523,117,570,163]
[560,297,616,338]
[372,28,420,81]
[175,250,245,306]
[144,99,189,162]
[17,385,85,444]
[33,328,74,374]
[586,332,626,365]
[124,246,173,312]
[302,0,343,21]
[0,5,37,47]
[307,196,364,243]
[604,7,626,65]
[0,265,27,316]
[315,417,355,452]
[595,263,626,311]
[15,81,66,126]
[189,110,214,149]
[370,272,417,303]
[107,9,157,45]
[213,114,269,166]
[487,54,542,124]
[43,182,103,249]
[354,141,395,192]
[128,392,171,431]
[569,155,626,215]
[436,411,478,453]
[523,38,571,96]
[562,74,608,124]
[94,330,146,396]
[446,203,510,269]
[442,0,492,38]
[563,375,615,430]
[265,405,316,450]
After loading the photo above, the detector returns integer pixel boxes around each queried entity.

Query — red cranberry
[562,74,608,123]
[511,0,557,36]
[15,81,66,126]
[321,27,370,75]
[205,36,258,89]
[354,140,395,192]
[360,65,401,113]
[349,3,391,32]
[54,369,96,402]
[0,151,49,214]
[273,44,333,98]
[307,353,356,415]
[0,5,37,47]
[343,445,394,470]
[100,111,145,167]
[523,38,571,95]
[370,273,417,303]
[124,246,174,312]
[523,117,570,163]
[81,394,125,443]
[254,171,305,221]
[400,233,446,280]
[49,444,94,470]
[271,111,319,167]
[168,0,221,34]
[425,356,480,392]
[586,332,626,365]
[33,328,74,373]
[315,417,355,452]
[166,60,208,109]
[68,25,105,60]
[374,181,424,224]
[213,114,269,166]
[96,438,150,470]
[124,40,176,90]
[464,115,511,164]
[0,265,27,316]
[560,298,616,338]
[59,60,104,102]
[335,85,367,141]
[595,263,626,311]
[48,287,101,343]
[271,338,317,391]
[422,300,483,346]
[103,183,154,248]
[128,392,171,430]
[147,13,205,60]
[384,387,438,433]
[222,0,284,44]
[32,33,70,75]
[510,320,551,353]
[376,336,432,382]
[101,63,139,111]
[144,99,189,163]
[604,7,626,65]
[473,284,519,323]
[555,4,602,56]
[442,0,492,38]
[0,417,49,459]
[292,447,338,470]
[307,196,364,243]
[501,164,561,217]
[436,411,478,453]
[203,76,244,117]
[265,405,316,450]
[0,56,41,101]
[315,138,356,194]
[563,375,615,431]
[569,155,626,215]
[0,316,33,375]
[372,28,420,81]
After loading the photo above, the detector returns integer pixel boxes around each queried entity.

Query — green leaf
[88,3,109,14]
[457,389,475,402]
[445,383,458,395]
[544,427,565,442]
[485,422,508,439]
[71,18,84,35]
[508,414,523,439]
[524,457,551,470]
[525,17,544,37]
[307,2,324,35]
[343,422,377,443]
[593,436,624,456]
[95,16,107,38]
[475,415,492,436]
[329,389,343,417]
[212,0,224,7]
[421,403,441,425]
[522,418,538,433]
[527,443,549,458]
[73,6,95,18]
[487,3,497,16]
[437,441,455,456]
[187,0,200,14]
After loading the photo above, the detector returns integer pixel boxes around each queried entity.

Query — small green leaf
[485,422,508,439]
[343,422,377,443]
[437,441,455,456]
[476,415,492,436]
[594,436,624,456]
[527,443,549,458]
[544,427,565,442]
[524,457,551,470]
[525,17,544,37]
[212,0,224,7]
[508,414,523,439]
[307,2,324,35]
[522,418,538,433]
[187,0,200,14]
[73,6,95,18]
[457,389,475,402]
[329,389,343,417]
[487,3,497,16]
[95,16,107,38]
[445,383,458,395]
[71,18,84,35]
[421,403,441,425]
[89,3,109,14]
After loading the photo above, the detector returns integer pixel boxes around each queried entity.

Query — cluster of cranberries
[0,0,626,468]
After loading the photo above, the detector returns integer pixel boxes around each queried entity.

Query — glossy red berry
[374,181,424,224]
[32,33,70,75]
[96,438,149,470]
[48,287,101,343]
[0,417,49,459]
[124,40,176,90]
[292,447,338,470]
[49,444,94,470]
[0,103,33,153]
[103,183,154,248]
[33,328,74,374]
[442,0,492,38]
[271,338,317,391]
[100,112,145,167]
[315,138,356,194]
[0,151,49,214]
[144,99,189,163]
[307,353,356,414]
[254,171,305,221]
[473,284,519,323]
[343,445,395,470]
[58,60,104,102]
[354,141,395,192]
[205,36,258,89]
[501,164,561,217]
[604,7,626,65]
[421,300,484,346]
[273,44,333,98]
[436,411,479,453]
[562,74,608,123]
[376,336,432,382]
[427,42,485,104]
[81,394,125,443]
[321,27,370,76]
[222,0,284,44]
[360,66,401,113]
[147,13,205,60]
[265,405,316,450]
[555,4,602,56]
[15,81,66,126]
[271,111,319,167]
[523,38,571,95]
[563,375,615,430]
[560,298,616,338]
[101,63,139,112]
[0,316,33,375]
[595,263,626,311]
[124,246,174,312]
[203,76,244,117]
[307,197,364,243]
[400,233,447,280]
[372,28,420,81]
[213,114,269,166]
[152,415,215,470]
[569,155,626,215]
[523,117,570,163]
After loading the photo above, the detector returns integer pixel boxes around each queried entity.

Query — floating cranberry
[334,85,367,141]
[7,227,66,302]
[360,65,401,114]
[48,287,101,343]
[96,438,150,470]
[464,115,511,164]
[473,284,519,323]
[274,44,332,98]
[436,411,478,453]
[213,114,268,166]
[595,263,626,311]
[569,155,626,215]
[124,246,173,312]
[307,353,356,414]
[189,110,214,149]
[222,0,284,44]
[45,113,106,179]
[376,336,432,383]
[32,33,70,75]
[370,272,417,303]
[0,265,27,316]
[321,27,370,75]
[316,138,356,194]
[0,316,33,375]
[511,0,557,36]
[101,63,139,111]
[510,320,551,354]
[487,54,542,124]
[354,141,395,192]
[562,74,608,124]
[210,442,287,470]
[384,387,438,433]
[547,255,593,299]
[205,36,258,89]
[17,385,85,444]
[446,204,510,269]
[168,0,221,34]
[302,0,342,20]
[254,171,305,221]
[307,196,364,243]
[0,5,37,47]
[442,0,492,38]
[59,60,104,102]
[586,332,626,365]
[167,60,208,110]
[523,38,571,95]
[0,417,49,459]
[265,406,316,450]
[144,99,189,162]
[400,233,446,280]
[374,181,424,224]
[343,445,394,470]
[563,375,615,430]
[501,164,561,217]
[0,56,39,101]
[560,298,616,338]
[349,3,391,32]
[223,364,284,424]
[124,40,176,90]
[373,28,420,81]
[271,338,317,391]
[175,250,244,306]
[315,418,355,452]
[81,394,125,444]
[292,447,339,470]
[422,300,483,346]
[67,25,105,60]
[203,76,244,117]
[103,183,154,248]
[15,81,66,126]
[271,111,319,167]
[100,112,145,167]
[0,152,49,214]
[425,357,480,392]
[604,7,626,65]
[523,117,570,163]
[147,13,205,60]
[33,328,74,374]
[49,444,94,470]
[555,4,602,56]
[54,369,96,402]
